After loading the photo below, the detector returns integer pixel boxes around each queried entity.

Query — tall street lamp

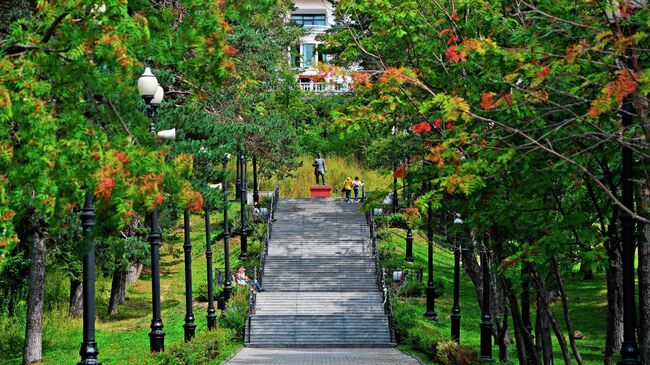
[253,154,259,206]
[424,182,437,319]
[450,213,462,342]
[204,207,217,330]
[222,154,233,305]
[605,3,644,364]
[392,160,399,213]
[78,192,100,365]
[480,238,493,361]
[182,210,196,342]
[235,149,242,200]
[138,67,166,352]
[239,148,248,259]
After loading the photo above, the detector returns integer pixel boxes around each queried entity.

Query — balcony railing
[299,82,351,93]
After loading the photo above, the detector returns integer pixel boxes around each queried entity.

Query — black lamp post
[424,184,437,319]
[253,154,259,206]
[78,192,100,365]
[450,213,462,342]
[605,4,644,364]
[138,67,166,353]
[239,149,248,260]
[405,227,414,262]
[222,154,233,305]
[392,160,399,213]
[204,208,217,329]
[235,149,242,200]
[182,210,196,342]
[480,244,493,361]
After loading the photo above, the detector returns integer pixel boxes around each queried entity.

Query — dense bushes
[219,287,250,339]
[153,327,236,365]
[393,299,480,364]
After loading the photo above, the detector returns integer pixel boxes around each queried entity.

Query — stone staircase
[247,198,394,347]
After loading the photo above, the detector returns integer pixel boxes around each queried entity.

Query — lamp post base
[479,321,493,362]
[149,324,165,352]
[78,342,100,365]
[207,310,217,330]
[183,319,196,342]
[450,313,461,342]
[424,285,437,320]
[617,342,640,365]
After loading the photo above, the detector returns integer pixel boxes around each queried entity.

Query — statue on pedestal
[312,153,327,185]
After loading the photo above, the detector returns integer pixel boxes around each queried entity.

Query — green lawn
[379,228,612,365]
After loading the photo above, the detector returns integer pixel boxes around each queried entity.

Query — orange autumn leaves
[93,150,204,226]
[589,71,640,118]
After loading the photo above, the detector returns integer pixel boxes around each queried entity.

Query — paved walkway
[224,348,422,365]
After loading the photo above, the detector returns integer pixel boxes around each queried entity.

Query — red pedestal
[310,185,332,198]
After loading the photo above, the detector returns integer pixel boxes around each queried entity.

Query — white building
[291,0,353,93]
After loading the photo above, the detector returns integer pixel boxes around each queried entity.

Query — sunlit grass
[381,228,611,365]
[261,154,392,198]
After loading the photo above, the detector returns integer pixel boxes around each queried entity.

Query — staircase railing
[367,209,396,344]
[245,185,280,344]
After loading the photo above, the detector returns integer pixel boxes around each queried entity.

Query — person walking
[352,177,362,203]
[342,176,353,203]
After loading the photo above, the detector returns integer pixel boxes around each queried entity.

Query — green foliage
[431,341,481,365]
[152,327,236,365]
[376,213,409,230]
[218,287,250,339]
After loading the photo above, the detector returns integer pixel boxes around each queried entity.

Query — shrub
[218,287,249,339]
[432,340,481,365]
[391,300,420,343]
[153,327,235,365]
[375,213,409,229]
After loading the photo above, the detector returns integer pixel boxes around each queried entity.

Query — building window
[318,52,327,63]
[303,44,315,68]
[291,14,326,26]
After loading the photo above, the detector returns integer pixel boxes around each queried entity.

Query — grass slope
[0,211,252,365]
[379,228,611,365]
[262,155,392,198]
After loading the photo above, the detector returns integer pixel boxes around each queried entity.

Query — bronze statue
[312,153,327,185]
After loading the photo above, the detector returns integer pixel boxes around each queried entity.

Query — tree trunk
[532,271,571,365]
[23,213,47,365]
[550,256,584,365]
[536,290,554,365]
[604,229,624,365]
[108,268,127,315]
[126,263,143,285]
[506,277,542,365]
[69,277,83,317]
[638,186,650,365]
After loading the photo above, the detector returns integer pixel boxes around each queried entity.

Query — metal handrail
[245,185,280,344]
[368,210,396,344]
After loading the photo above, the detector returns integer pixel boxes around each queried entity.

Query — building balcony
[299,81,351,94]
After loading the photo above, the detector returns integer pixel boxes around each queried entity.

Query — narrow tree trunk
[532,271,571,365]
[23,213,47,365]
[69,277,83,317]
[537,291,554,365]
[638,186,650,365]
[604,231,624,365]
[506,277,542,365]
[108,268,127,315]
[550,256,584,365]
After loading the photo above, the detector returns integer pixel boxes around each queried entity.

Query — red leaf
[411,121,432,134]
[479,93,495,110]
